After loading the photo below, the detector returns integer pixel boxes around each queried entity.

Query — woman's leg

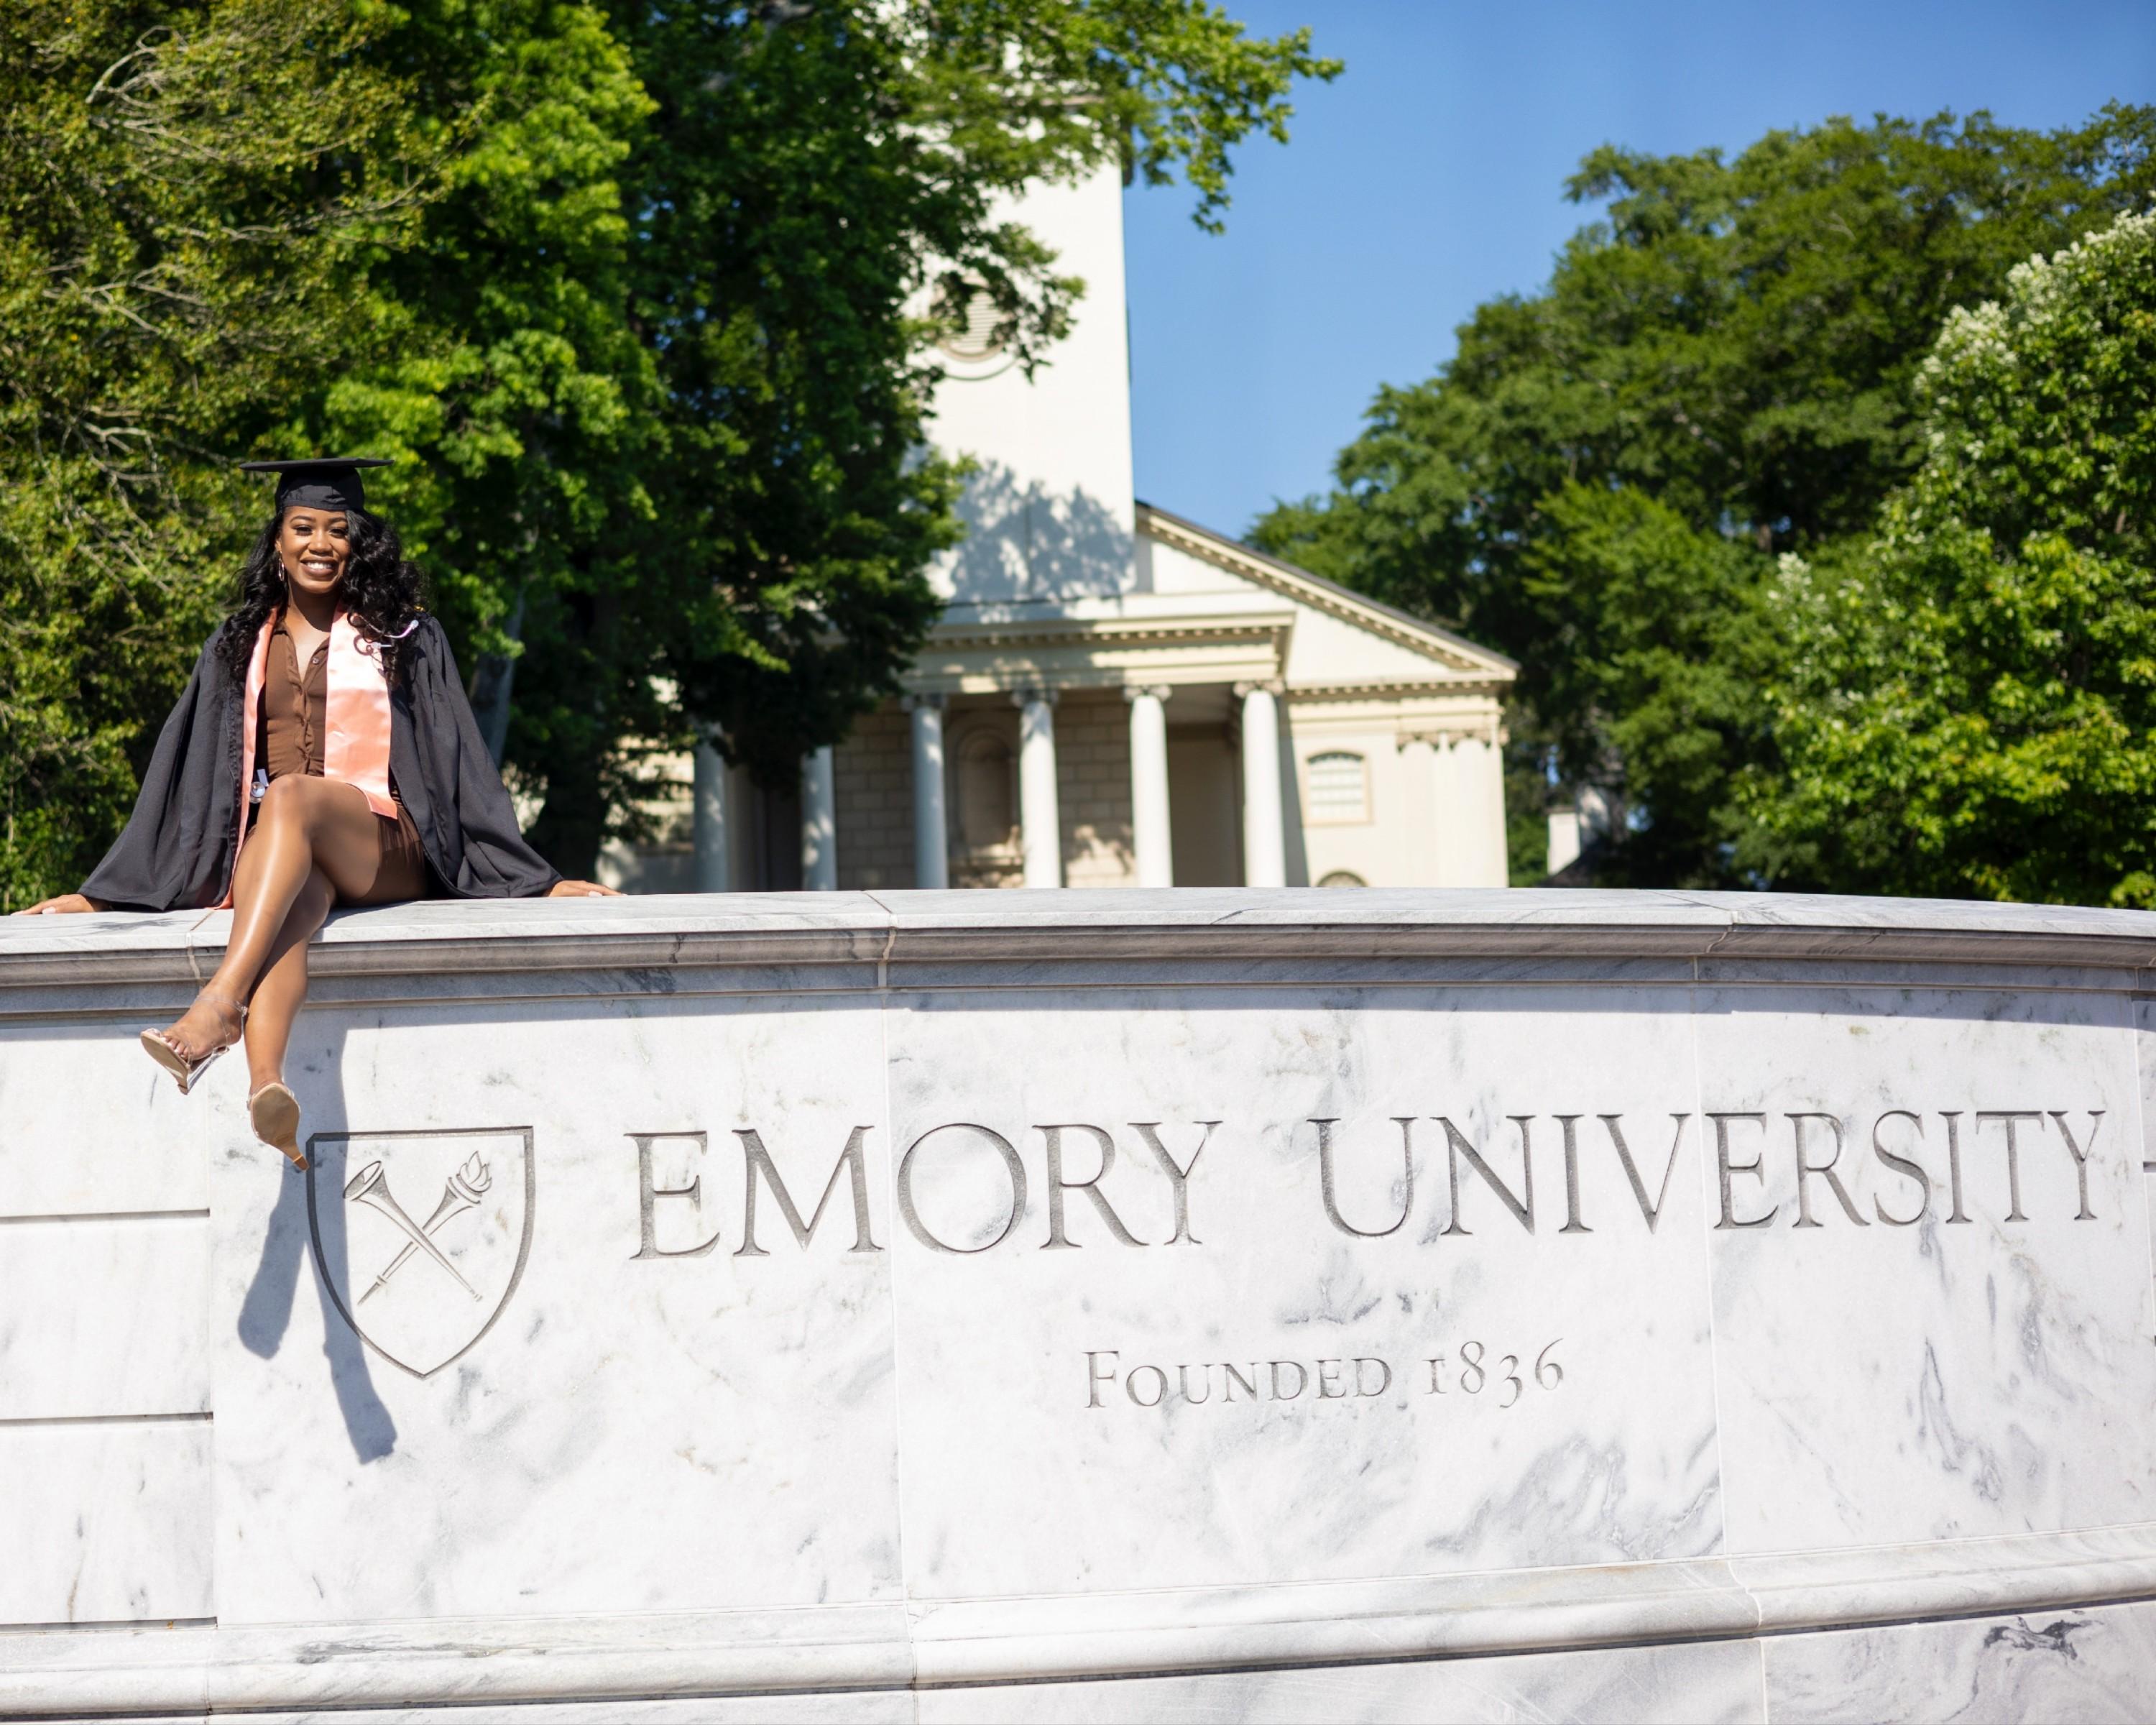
[241,867,334,1095]
[157,778,405,1058]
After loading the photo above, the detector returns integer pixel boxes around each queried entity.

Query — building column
[1237,680,1287,889]
[904,695,948,890]
[692,732,730,893]
[1429,738,1459,886]
[1397,732,1439,887]
[1459,731,1508,888]
[1125,685,1174,888]
[801,745,837,891]
[1015,689,1062,888]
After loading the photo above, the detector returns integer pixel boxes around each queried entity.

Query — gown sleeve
[405,617,562,898]
[80,634,239,913]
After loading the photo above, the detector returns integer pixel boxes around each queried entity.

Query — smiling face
[275,507,351,602]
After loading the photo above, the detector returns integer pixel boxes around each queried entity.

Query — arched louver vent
[936,281,1007,361]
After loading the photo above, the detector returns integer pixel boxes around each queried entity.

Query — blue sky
[1122,0,2156,539]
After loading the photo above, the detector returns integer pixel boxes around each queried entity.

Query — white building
[605,168,1515,893]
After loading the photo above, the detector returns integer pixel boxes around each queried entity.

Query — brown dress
[251,613,430,903]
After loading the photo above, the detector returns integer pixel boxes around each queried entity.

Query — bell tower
[926,164,1138,604]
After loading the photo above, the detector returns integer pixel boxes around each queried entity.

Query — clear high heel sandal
[139,993,247,1095]
[249,1082,306,1172]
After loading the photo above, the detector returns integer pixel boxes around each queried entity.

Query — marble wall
[5,890,2156,1719]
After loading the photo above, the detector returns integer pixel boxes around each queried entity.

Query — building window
[1306,751,1369,824]
[1317,870,1368,888]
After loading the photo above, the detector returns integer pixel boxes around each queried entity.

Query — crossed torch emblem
[346,1153,493,1305]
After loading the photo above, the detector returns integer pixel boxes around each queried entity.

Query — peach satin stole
[224,612,398,904]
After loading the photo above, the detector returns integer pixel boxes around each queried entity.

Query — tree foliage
[1743,211,2156,905]
[1253,106,2155,888]
[1,0,1337,902]
[0,0,433,909]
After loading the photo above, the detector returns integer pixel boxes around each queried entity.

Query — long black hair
[215,508,429,685]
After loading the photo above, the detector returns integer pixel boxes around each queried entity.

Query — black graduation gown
[81,617,561,911]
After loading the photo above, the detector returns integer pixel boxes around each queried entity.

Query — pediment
[1136,505,1516,686]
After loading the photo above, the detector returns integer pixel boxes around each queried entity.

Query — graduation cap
[238,456,390,514]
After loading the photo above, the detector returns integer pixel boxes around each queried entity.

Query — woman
[14,456,617,1169]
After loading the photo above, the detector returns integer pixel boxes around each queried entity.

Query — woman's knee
[255,774,313,829]
[257,774,351,841]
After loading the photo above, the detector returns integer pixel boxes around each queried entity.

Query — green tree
[311,0,666,873]
[1,0,1337,897]
[1743,211,2156,906]
[0,0,435,909]
[326,0,1340,873]
[1253,106,2156,887]
[502,0,1340,870]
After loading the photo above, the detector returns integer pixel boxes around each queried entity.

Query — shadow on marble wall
[946,461,1133,604]
[236,1020,397,1463]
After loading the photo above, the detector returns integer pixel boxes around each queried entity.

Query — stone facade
[10,891,2156,1718]
[602,167,1518,898]
[832,694,1147,897]
[1051,691,1135,889]
[832,692,1138,892]
[834,704,915,891]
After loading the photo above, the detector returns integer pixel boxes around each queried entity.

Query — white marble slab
[226,1701,915,1725]
[2136,998,2156,1343]
[1694,983,2156,1552]
[9,891,2156,1714]
[0,1601,918,1717]
[1687,888,2146,931]
[0,905,216,963]
[0,1216,209,1417]
[1761,1597,2156,1722]
[883,983,1723,1598]
[0,1422,213,1623]
[0,1023,216,1215]
[867,885,1728,932]
[0,892,898,962]
[1732,1522,2156,1631]
[906,1557,1759,1682]
[922,1640,1764,1724]
[207,990,903,1626]
[14,888,2156,989]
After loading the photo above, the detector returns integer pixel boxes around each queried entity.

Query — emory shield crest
[306,1127,535,1379]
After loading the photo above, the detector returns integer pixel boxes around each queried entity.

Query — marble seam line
[0,1411,211,1428]
[10,961,2156,1004]
[2124,994,2156,1351]
[6,965,2128,995]
[1684,954,1745,1641]
[18,897,2156,952]
[118,960,2156,985]
[0,1619,217,1636]
[12,972,2156,1030]
[50,919,2156,948]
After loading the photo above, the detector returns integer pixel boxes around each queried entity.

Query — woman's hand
[547,879,621,899]
[13,893,102,915]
